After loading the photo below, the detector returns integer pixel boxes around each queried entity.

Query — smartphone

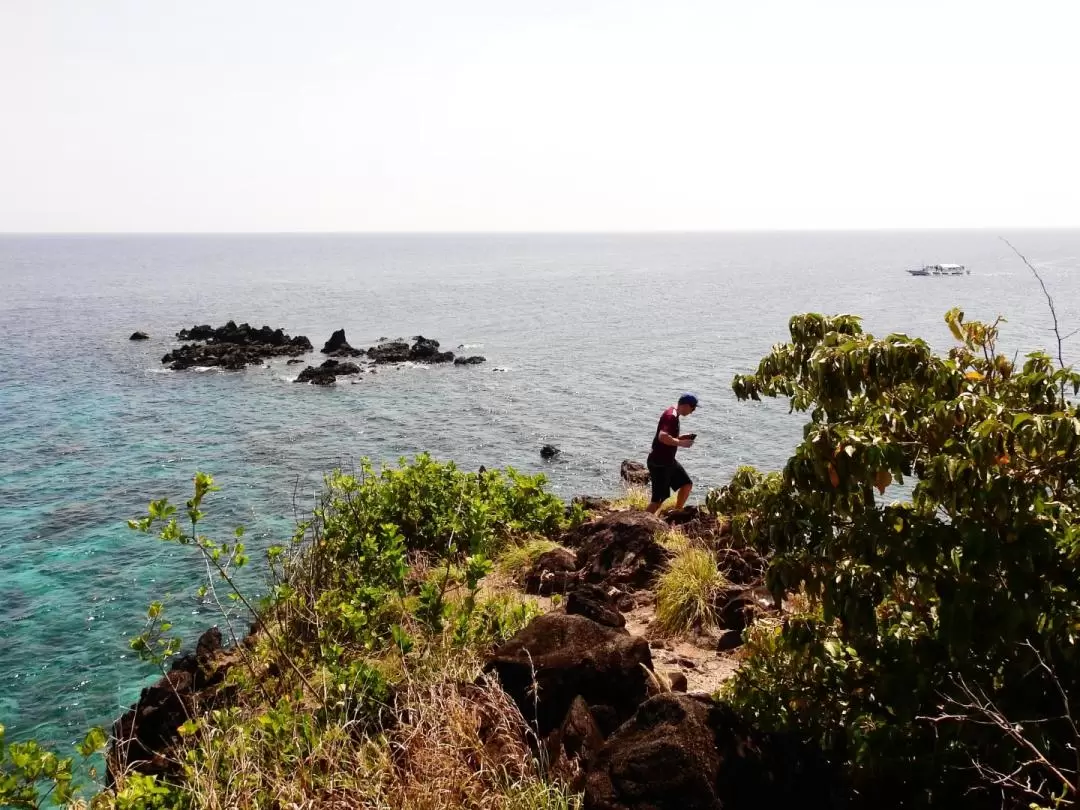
[686,433,697,441]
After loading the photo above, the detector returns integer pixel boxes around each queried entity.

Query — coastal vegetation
[719,309,1080,807]
[3,308,1077,809]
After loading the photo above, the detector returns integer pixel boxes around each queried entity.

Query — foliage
[273,455,565,663]
[654,547,727,635]
[0,725,106,809]
[718,310,1080,806]
[107,773,187,810]
[107,455,571,808]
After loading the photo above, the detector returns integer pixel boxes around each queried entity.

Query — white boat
[907,263,968,276]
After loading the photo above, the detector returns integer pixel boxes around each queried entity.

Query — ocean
[2,231,1078,750]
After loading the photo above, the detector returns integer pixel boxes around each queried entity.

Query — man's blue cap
[678,393,699,407]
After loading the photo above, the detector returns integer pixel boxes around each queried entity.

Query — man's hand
[678,435,695,448]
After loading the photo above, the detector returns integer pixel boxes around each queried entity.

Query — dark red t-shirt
[648,406,680,465]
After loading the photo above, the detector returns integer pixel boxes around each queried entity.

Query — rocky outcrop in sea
[162,321,313,371]
[321,328,364,357]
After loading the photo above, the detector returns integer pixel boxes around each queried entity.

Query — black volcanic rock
[541,444,561,459]
[620,460,650,486]
[454,355,487,365]
[110,627,240,781]
[295,359,361,385]
[176,324,214,341]
[409,336,454,363]
[483,613,653,737]
[368,336,456,364]
[129,331,149,341]
[163,321,312,371]
[321,328,363,357]
[368,339,411,363]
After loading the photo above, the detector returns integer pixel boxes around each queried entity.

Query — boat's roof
[935,263,964,269]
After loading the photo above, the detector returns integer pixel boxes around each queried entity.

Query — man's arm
[658,431,693,448]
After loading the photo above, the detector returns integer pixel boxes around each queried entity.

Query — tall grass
[497,538,563,584]
[154,674,580,810]
[654,547,727,635]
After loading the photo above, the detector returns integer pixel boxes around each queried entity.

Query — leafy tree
[715,310,1080,807]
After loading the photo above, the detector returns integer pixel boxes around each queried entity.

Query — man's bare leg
[645,501,662,514]
[675,483,692,509]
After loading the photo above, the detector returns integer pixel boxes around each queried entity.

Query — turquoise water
[2,231,1078,750]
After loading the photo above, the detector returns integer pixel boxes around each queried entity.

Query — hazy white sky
[1,0,1078,232]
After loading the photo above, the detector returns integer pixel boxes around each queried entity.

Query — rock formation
[321,328,364,357]
[163,321,312,371]
[295,359,362,385]
[620,460,650,486]
[110,627,241,781]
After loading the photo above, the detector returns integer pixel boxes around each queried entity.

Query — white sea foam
[145,367,174,374]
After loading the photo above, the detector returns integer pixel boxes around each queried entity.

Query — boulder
[620,460,650,486]
[409,336,455,363]
[716,630,743,652]
[565,583,626,629]
[546,695,606,782]
[368,339,411,363]
[483,613,653,737]
[583,694,723,810]
[583,694,840,810]
[541,444,561,459]
[320,359,360,374]
[110,628,239,781]
[715,588,759,634]
[176,324,214,341]
[455,355,487,365]
[572,496,613,513]
[667,671,689,692]
[563,512,670,590]
[295,359,361,385]
[287,358,304,365]
[321,328,363,357]
[129,331,149,340]
[524,548,580,595]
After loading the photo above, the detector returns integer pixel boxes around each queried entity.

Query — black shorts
[647,460,692,503]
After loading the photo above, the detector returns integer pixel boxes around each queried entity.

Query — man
[645,393,698,513]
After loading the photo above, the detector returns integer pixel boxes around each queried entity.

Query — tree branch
[1001,238,1066,373]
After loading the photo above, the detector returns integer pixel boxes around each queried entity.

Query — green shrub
[0,725,107,809]
[720,310,1080,807]
[265,455,566,662]
[654,548,727,635]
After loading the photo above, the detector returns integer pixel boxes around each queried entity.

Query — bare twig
[920,644,1080,805]
[1001,238,1067,373]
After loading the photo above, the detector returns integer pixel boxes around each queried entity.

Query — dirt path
[623,601,741,695]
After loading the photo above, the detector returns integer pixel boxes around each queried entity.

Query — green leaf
[76,726,107,757]
[1012,413,1034,429]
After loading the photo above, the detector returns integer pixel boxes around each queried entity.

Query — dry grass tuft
[610,484,651,511]
[150,672,579,810]
[656,527,694,554]
[655,547,728,636]
[497,539,563,584]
